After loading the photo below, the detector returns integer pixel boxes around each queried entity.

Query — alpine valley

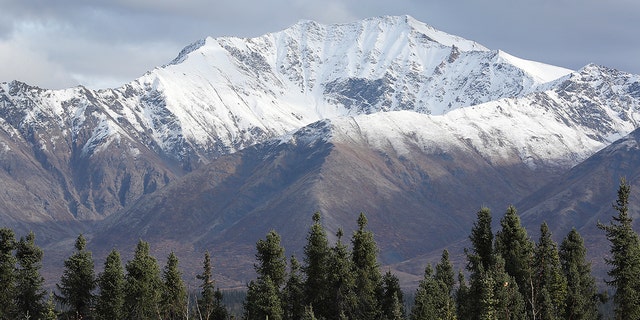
[1,15,639,287]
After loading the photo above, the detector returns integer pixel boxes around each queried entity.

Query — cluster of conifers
[0,179,638,320]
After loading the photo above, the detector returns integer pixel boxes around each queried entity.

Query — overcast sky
[1,0,638,90]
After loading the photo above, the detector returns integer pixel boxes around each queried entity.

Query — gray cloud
[0,0,638,89]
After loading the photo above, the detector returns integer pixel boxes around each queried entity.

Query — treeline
[1,178,639,319]
[0,232,227,320]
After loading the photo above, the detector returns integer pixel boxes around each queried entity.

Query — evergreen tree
[559,228,599,319]
[283,256,305,320]
[410,264,440,320]
[381,270,405,320]
[464,207,494,318]
[0,228,17,319]
[95,249,125,320]
[455,270,470,320]
[351,213,383,320]
[302,212,331,318]
[494,205,534,312]
[244,276,284,320]
[490,255,526,320]
[55,234,95,320]
[597,177,640,319]
[161,252,188,320]
[244,230,286,320]
[43,293,58,320]
[124,240,162,320]
[14,231,46,319]
[196,251,227,320]
[532,222,567,320]
[255,230,287,288]
[327,228,357,319]
[434,250,456,320]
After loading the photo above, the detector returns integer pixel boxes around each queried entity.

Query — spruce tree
[95,249,125,320]
[161,252,188,319]
[381,270,405,320]
[255,230,287,288]
[244,276,284,320]
[410,264,440,320]
[455,270,470,320]
[597,177,640,319]
[0,228,16,319]
[351,213,383,320]
[494,205,534,312]
[559,228,599,319]
[283,256,305,320]
[14,231,46,319]
[302,212,331,318]
[464,207,494,318]
[244,230,286,320]
[532,222,567,320]
[434,250,456,320]
[490,255,526,320]
[327,228,357,319]
[55,234,95,320]
[196,251,227,320]
[124,240,162,320]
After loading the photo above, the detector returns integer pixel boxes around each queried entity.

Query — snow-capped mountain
[1,15,640,285]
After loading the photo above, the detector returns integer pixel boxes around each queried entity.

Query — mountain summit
[0,15,638,285]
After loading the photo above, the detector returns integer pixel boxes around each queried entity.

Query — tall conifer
[351,213,383,320]
[559,228,599,319]
[56,234,95,320]
[302,212,330,318]
[124,240,162,319]
[597,177,640,319]
[161,252,188,319]
[532,222,567,319]
[0,228,16,318]
[95,249,125,320]
[14,231,46,319]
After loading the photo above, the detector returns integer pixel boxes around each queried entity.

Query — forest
[0,178,639,320]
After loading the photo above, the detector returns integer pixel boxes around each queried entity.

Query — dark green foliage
[559,228,599,319]
[43,293,58,320]
[196,251,228,320]
[464,208,494,318]
[124,240,162,320]
[455,270,470,320]
[161,252,188,319]
[597,177,640,319]
[55,234,95,320]
[489,255,526,320]
[532,222,567,319]
[327,228,357,319]
[351,213,383,320]
[244,276,283,320]
[244,230,286,320]
[255,230,287,288]
[381,270,405,320]
[494,205,534,310]
[466,208,494,274]
[95,249,125,320]
[283,256,305,320]
[303,212,331,318]
[410,264,440,320]
[14,231,46,319]
[0,228,16,319]
[434,250,456,319]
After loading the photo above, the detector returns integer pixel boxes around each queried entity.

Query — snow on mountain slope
[113,15,572,161]
[0,15,637,225]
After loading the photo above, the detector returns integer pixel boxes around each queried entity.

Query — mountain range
[1,15,639,287]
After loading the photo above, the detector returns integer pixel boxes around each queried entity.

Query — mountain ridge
[0,15,639,287]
